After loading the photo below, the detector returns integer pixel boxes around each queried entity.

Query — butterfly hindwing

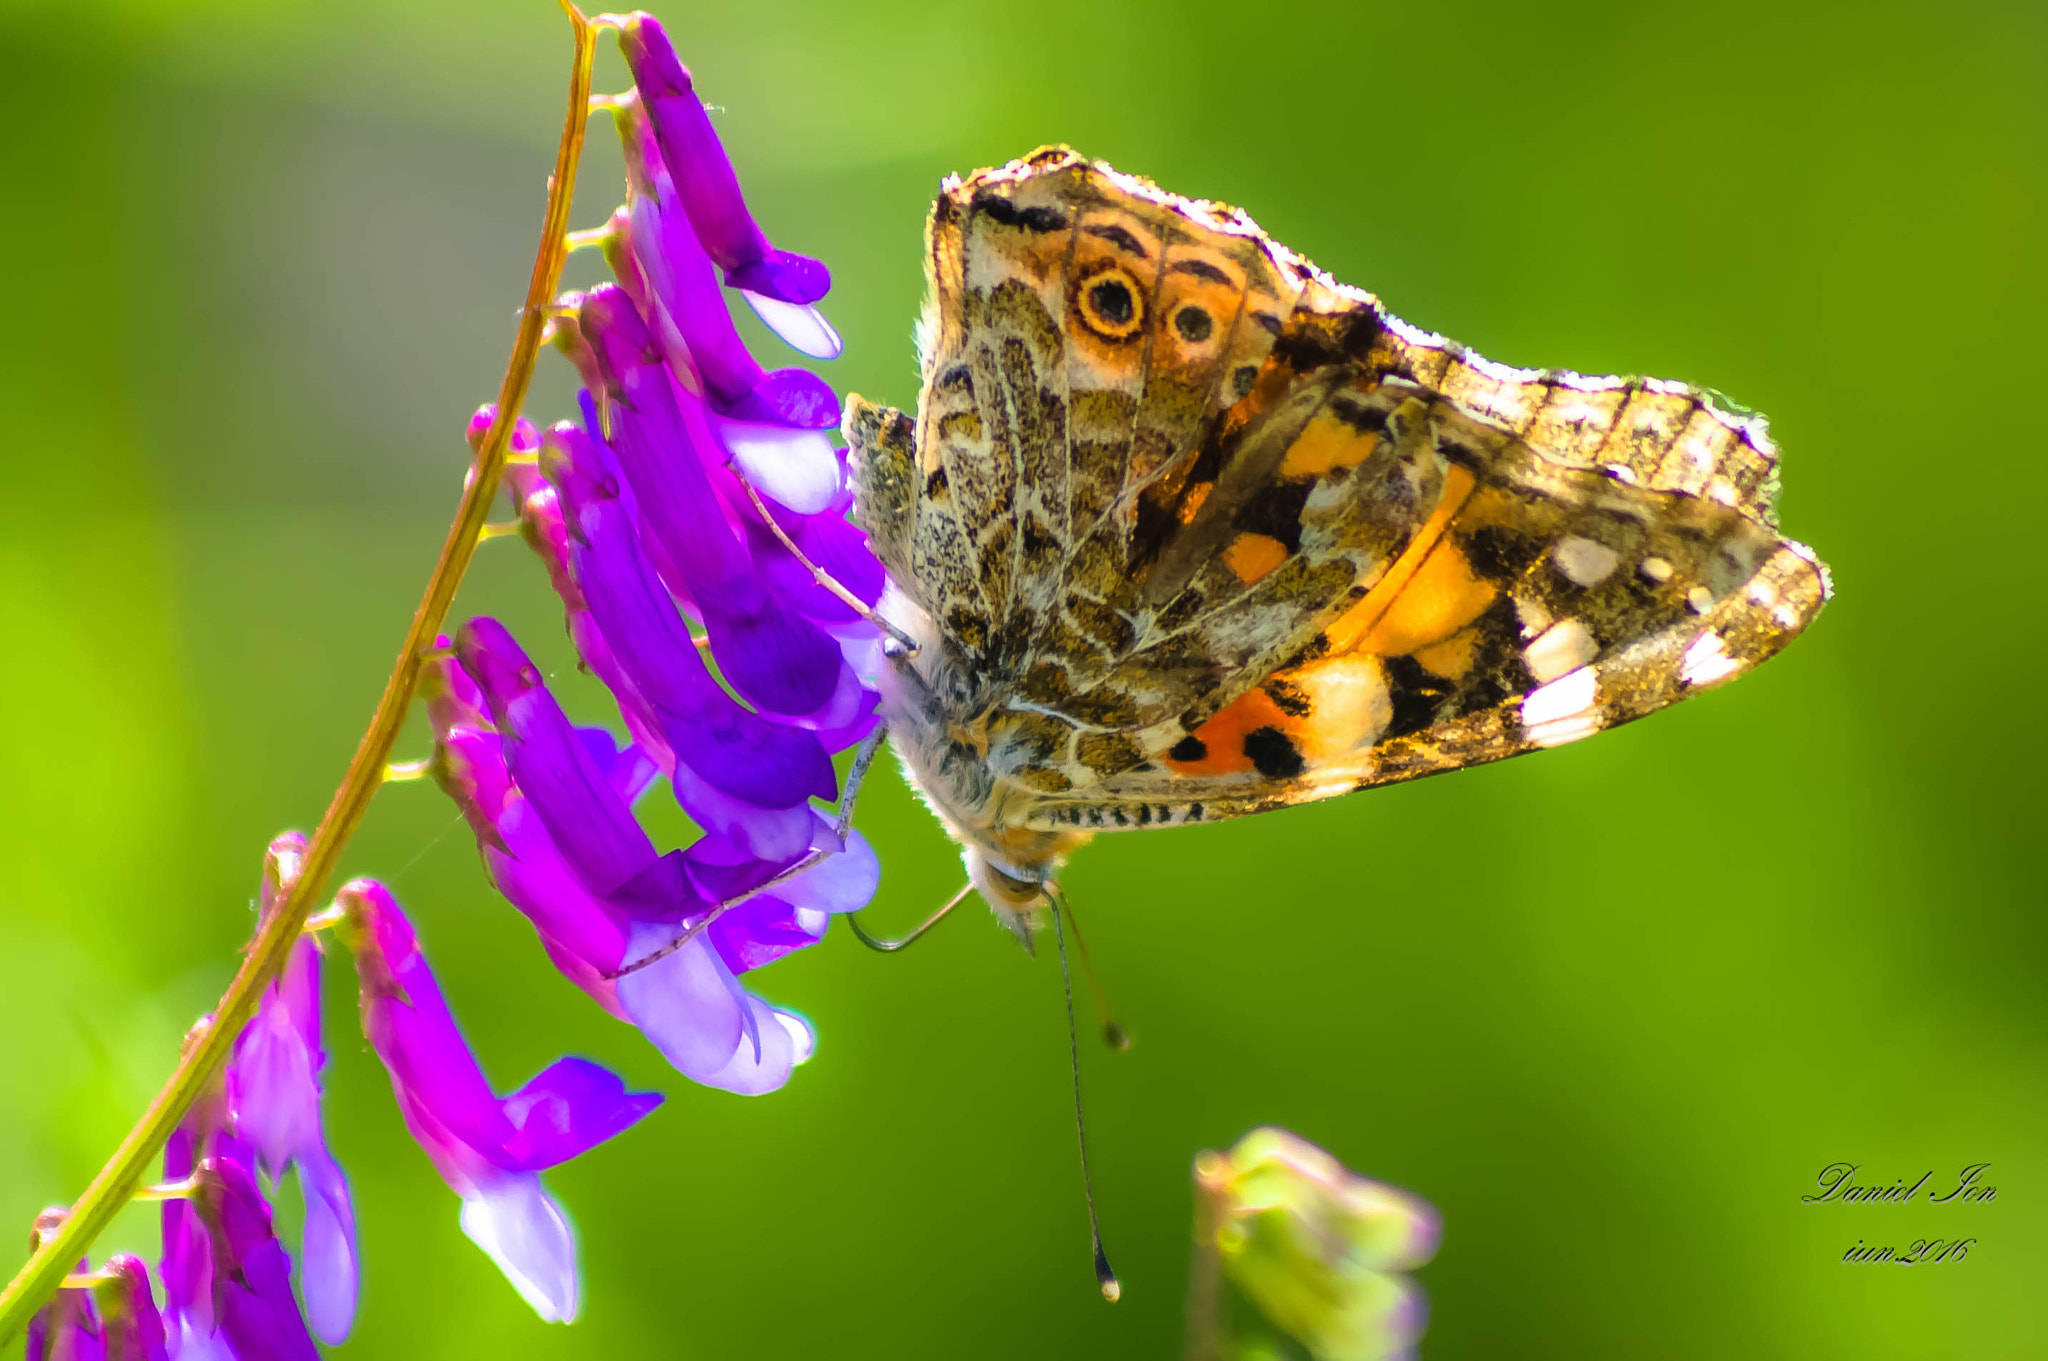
[1023,383,1828,829]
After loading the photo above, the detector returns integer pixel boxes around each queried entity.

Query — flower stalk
[0,4,601,1340]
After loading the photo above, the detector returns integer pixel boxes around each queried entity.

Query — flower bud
[1195,1128,1438,1361]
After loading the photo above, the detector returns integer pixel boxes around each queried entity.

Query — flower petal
[778,828,881,916]
[696,993,801,1096]
[97,1255,167,1361]
[614,921,748,1084]
[193,1158,320,1361]
[458,1176,580,1324]
[740,290,843,360]
[293,1145,358,1347]
[458,618,667,901]
[499,1056,663,1171]
[712,415,841,515]
[617,16,831,307]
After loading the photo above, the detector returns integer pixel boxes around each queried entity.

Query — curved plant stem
[0,5,598,1340]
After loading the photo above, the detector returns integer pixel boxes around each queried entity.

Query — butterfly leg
[731,467,921,656]
[845,881,972,953]
[834,721,886,844]
[613,726,894,977]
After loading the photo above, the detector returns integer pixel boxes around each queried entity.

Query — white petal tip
[741,290,843,360]
[459,1180,580,1324]
[718,419,843,515]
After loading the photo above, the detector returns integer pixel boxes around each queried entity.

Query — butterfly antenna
[1052,901,1121,1302]
[1045,881,1130,1051]
[845,882,973,952]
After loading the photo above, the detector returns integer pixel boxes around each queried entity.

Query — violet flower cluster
[427,4,886,1090]
[29,12,883,1354]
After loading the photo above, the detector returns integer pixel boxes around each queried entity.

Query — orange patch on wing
[1280,411,1379,478]
[1323,465,1495,659]
[1224,532,1288,584]
[1411,626,1480,681]
[1177,481,1213,524]
[1165,688,1294,777]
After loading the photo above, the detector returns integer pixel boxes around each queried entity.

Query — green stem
[0,5,598,1340]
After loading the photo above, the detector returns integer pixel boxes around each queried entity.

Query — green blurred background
[2,0,2043,1356]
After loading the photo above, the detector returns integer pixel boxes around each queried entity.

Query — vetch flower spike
[0,12,600,1341]
[335,879,662,1322]
[227,834,357,1345]
[1189,1127,1439,1361]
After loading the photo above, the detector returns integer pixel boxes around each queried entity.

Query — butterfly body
[846,147,1829,919]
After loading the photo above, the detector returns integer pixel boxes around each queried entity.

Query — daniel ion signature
[1802,1163,1997,1265]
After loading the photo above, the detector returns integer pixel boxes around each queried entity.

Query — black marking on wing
[1085,223,1149,255]
[1242,726,1305,779]
[974,191,1069,234]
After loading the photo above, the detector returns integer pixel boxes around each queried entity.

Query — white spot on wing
[1638,556,1674,584]
[1680,630,1743,687]
[1524,618,1598,683]
[1553,536,1619,587]
[1521,666,1602,747]
[1686,585,1715,614]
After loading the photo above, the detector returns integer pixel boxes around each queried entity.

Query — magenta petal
[98,1255,166,1361]
[28,1279,103,1361]
[500,1057,663,1170]
[294,1146,358,1347]
[709,896,827,973]
[193,1159,320,1361]
[697,596,845,719]
[550,481,834,809]
[458,618,663,900]
[727,253,831,308]
[488,797,631,977]
[345,882,519,1186]
[668,764,818,862]
[229,942,322,1179]
[780,828,881,915]
[458,1176,579,1323]
[731,367,839,429]
[617,17,831,305]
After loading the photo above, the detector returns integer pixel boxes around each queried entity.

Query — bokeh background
[2,0,2044,1356]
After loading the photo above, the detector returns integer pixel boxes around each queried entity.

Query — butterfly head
[962,847,1061,954]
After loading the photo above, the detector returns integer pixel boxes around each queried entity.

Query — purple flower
[26,1221,102,1361]
[155,839,347,1358]
[615,11,841,360]
[26,1252,168,1361]
[180,1158,321,1361]
[438,622,873,1093]
[335,879,662,1321]
[420,14,885,1135]
[575,287,874,725]
[226,834,356,1345]
[95,1257,167,1361]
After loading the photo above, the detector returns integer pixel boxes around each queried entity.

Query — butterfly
[841,145,1830,936]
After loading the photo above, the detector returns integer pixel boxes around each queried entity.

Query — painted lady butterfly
[844,146,1829,937]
